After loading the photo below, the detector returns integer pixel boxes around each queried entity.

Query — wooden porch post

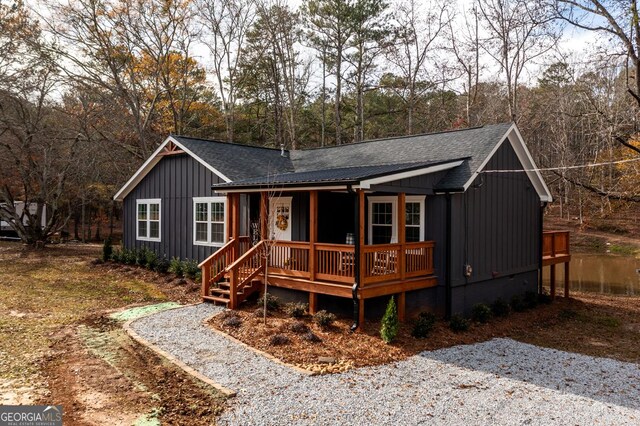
[226,194,233,243]
[309,190,318,313]
[231,193,240,240]
[357,189,365,329]
[398,192,406,281]
[260,192,268,240]
[564,261,570,298]
[550,264,556,300]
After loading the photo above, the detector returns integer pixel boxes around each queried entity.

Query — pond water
[542,254,640,296]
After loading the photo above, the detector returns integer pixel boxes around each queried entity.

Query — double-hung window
[193,197,226,246]
[137,199,161,241]
[368,195,425,244]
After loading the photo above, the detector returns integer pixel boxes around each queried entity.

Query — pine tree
[380,296,399,343]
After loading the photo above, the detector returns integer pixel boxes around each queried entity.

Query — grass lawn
[0,241,224,425]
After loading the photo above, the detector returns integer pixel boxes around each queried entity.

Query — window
[368,196,397,244]
[136,199,161,242]
[368,195,425,244]
[193,197,226,246]
[405,196,425,242]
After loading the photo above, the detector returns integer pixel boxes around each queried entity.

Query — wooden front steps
[203,278,261,307]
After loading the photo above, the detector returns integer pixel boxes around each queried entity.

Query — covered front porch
[200,188,438,326]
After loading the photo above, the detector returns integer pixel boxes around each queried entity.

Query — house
[115,123,565,324]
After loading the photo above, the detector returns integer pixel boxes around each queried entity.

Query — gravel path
[130,303,640,425]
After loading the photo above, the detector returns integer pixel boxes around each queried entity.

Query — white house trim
[462,124,553,202]
[113,136,232,201]
[358,161,464,189]
[136,198,161,242]
[192,196,227,247]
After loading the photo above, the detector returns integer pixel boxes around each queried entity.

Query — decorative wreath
[276,214,289,231]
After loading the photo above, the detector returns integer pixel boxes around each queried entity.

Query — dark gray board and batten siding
[449,138,540,314]
[123,154,225,263]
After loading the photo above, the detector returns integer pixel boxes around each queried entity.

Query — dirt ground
[0,242,225,425]
[211,292,640,373]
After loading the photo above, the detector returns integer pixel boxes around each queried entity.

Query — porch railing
[542,231,570,257]
[269,240,435,286]
[198,236,250,297]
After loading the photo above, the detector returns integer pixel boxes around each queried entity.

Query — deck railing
[542,231,570,258]
[269,240,435,286]
[226,240,265,308]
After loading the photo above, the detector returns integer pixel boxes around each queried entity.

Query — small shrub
[380,297,399,343]
[411,311,436,338]
[449,315,470,332]
[222,316,242,328]
[122,248,137,265]
[253,308,267,318]
[491,298,510,317]
[284,302,308,318]
[471,303,493,324]
[145,250,158,270]
[194,270,202,283]
[102,237,113,262]
[523,291,539,309]
[258,293,281,311]
[269,334,291,346]
[219,310,238,320]
[301,331,322,343]
[182,259,199,280]
[110,248,122,263]
[313,310,336,328]
[135,247,148,266]
[290,321,310,334]
[168,257,184,277]
[510,295,526,312]
[155,256,170,273]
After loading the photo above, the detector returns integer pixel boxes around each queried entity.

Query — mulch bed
[210,293,640,374]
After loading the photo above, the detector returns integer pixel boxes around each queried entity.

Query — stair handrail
[226,240,265,308]
[199,238,237,299]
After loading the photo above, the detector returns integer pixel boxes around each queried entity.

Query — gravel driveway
[129,303,640,425]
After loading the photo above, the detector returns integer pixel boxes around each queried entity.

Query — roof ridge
[171,134,285,152]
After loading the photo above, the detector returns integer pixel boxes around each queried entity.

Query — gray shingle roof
[172,135,294,181]
[215,159,467,189]
[174,123,513,191]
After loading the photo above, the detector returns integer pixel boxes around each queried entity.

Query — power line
[479,156,640,174]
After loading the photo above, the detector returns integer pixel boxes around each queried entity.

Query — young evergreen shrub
[411,311,436,338]
[491,298,510,317]
[289,321,310,334]
[449,315,470,332]
[144,250,158,270]
[471,304,493,323]
[301,331,322,343]
[168,257,184,277]
[102,237,113,262]
[182,259,199,280]
[523,291,539,309]
[510,295,526,312]
[284,302,308,318]
[122,248,136,265]
[269,334,291,346]
[222,316,242,328]
[258,293,281,311]
[380,297,399,343]
[135,248,147,266]
[155,256,170,273]
[313,310,336,328]
[110,248,122,263]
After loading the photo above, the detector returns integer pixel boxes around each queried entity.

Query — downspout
[538,202,547,294]
[349,185,360,332]
[445,193,452,319]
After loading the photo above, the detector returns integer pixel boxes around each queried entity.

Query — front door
[270,197,292,241]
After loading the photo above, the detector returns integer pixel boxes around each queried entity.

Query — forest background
[1,0,639,244]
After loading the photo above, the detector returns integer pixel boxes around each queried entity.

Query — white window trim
[136,198,161,242]
[193,196,227,247]
[368,195,425,244]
